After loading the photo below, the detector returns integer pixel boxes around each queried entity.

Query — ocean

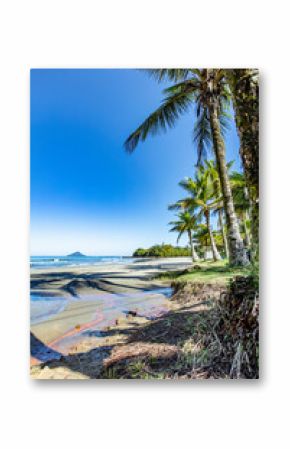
[30,255,135,269]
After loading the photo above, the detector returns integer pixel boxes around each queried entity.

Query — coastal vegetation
[169,211,199,261]
[132,162,253,264]
[133,244,191,257]
[167,161,254,262]
[125,69,259,267]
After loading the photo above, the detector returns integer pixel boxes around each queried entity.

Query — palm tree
[124,69,249,266]
[168,211,199,262]
[193,224,223,260]
[226,69,259,256]
[174,169,222,261]
[205,159,230,259]
[192,224,210,257]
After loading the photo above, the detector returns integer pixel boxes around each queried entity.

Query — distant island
[67,251,86,257]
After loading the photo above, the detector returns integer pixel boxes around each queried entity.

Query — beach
[30,257,192,375]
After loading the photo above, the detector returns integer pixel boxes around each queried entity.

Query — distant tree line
[133,244,191,258]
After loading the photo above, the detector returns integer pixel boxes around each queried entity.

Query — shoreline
[30,259,259,379]
[30,257,192,369]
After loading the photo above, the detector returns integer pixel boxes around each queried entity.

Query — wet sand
[30,257,192,365]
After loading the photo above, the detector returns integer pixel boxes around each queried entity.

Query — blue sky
[30,69,242,255]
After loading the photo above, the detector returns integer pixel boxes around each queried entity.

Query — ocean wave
[30,256,135,269]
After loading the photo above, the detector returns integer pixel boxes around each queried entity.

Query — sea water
[30,255,135,269]
[30,288,172,326]
[30,294,68,324]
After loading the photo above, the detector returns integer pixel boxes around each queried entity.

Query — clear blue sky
[30,69,242,256]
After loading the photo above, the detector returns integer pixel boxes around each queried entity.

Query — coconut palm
[124,69,249,266]
[193,224,223,260]
[226,69,259,255]
[173,169,222,261]
[192,224,210,255]
[168,211,199,262]
[204,159,231,259]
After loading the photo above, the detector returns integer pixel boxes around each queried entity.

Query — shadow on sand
[31,267,165,298]
[30,302,210,379]
[30,332,63,363]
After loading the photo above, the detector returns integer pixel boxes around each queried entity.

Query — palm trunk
[243,211,251,247]
[208,95,249,266]
[204,236,209,260]
[228,69,259,259]
[188,229,199,262]
[219,209,229,259]
[205,211,221,261]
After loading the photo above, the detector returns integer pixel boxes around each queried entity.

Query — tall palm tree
[168,211,199,262]
[124,69,249,266]
[226,69,259,256]
[204,159,230,259]
[174,170,222,261]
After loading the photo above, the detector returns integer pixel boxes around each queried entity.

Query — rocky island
[67,251,86,257]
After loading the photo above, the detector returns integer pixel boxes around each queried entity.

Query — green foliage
[132,247,148,257]
[124,69,231,153]
[145,69,192,83]
[193,107,231,166]
[247,261,259,290]
[230,171,250,213]
[125,69,257,264]
[175,164,222,220]
[168,210,198,243]
[133,243,191,258]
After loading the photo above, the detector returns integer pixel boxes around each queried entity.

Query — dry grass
[101,275,259,379]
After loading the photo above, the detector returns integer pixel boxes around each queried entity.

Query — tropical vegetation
[133,244,191,258]
[169,165,223,262]
[168,211,199,261]
[126,69,259,378]
[125,69,259,267]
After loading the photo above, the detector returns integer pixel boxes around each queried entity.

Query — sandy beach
[30,257,192,370]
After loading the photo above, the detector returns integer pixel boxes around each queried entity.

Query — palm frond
[124,89,195,152]
[176,230,184,244]
[168,201,185,211]
[219,110,231,137]
[192,107,212,166]
[177,197,197,211]
[144,69,191,83]
[196,208,204,223]
[178,177,197,194]
[230,171,245,186]
[230,171,250,211]
[207,197,223,210]
[162,79,200,96]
